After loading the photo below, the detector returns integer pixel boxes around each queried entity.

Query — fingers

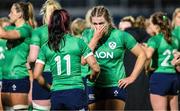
[95,25,106,33]
[118,79,129,89]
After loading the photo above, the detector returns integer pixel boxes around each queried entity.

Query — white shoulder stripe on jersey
[36,59,45,64]
[84,52,93,59]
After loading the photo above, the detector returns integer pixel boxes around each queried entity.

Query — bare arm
[85,55,100,82]
[28,45,40,63]
[33,62,50,91]
[81,25,106,65]
[119,44,147,88]
[0,26,20,39]
[88,25,107,52]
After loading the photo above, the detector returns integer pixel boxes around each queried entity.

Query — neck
[15,18,25,27]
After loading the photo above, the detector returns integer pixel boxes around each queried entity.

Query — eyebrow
[92,22,105,25]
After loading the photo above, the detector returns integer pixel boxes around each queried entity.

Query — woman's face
[149,18,159,35]
[91,16,109,34]
[8,5,21,23]
[174,12,180,27]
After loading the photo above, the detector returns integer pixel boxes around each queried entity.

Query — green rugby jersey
[31,24,50,71]
[172,26,180,48]
[2,23,32,79]
[37,34,93,91]
[0,39,7,80]
[82,28,137,87]
[147,33,179,73]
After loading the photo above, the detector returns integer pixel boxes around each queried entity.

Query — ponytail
[48,9,70,52]
[27,2,37,28]
[14,2,37,28]
[161,15,172,44]
[151,12,172,44]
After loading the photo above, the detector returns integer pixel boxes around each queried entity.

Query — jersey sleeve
[78,39,93,59]
[82,28,93,44]
[123,31,137,50]
[36,45,47,65]
[16,25,31,39]
[147,36,158,50]
[30,29,41,46]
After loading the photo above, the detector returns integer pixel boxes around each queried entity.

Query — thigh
[168,95,179,111]
[11,93,28,105]
[1,92,11,106]
[150,94,167,110]
[105,99,125,110]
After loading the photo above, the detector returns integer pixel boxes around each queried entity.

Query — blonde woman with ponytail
[0,2,36,110]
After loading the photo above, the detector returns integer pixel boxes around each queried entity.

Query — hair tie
[163,15,167,22]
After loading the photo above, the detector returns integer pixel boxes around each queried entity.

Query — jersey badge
[109,42,116,49]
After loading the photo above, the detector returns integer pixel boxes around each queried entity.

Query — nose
[95,24,102,29]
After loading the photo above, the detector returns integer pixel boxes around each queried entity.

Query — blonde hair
[134,16,146,28]
[90,6,115,28]
[121,16,135,26]
[172,8,180,28]
[71,18,87,37]
[40,0,62,24]
[0,17,11,27]
[85,8,92,28]
[13,2,37,28]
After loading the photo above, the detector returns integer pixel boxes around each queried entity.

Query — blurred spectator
[118,16,135,30]
[71,18,87,37]
[172,8,180,28]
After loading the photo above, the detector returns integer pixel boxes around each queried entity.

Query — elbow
[140,51,147,63]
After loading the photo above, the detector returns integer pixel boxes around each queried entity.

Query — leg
[32,100,51,110]
[32,72,51,110]
[88,102,96,111]
[150,94,167,110]
[1,92,12,109]
[105,99,125,110]
[11,93,29,110]
[93,100,106,110]
[168,95,179,111]
[0,92,3,110]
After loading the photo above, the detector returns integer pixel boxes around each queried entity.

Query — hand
[93,25,107,40]
[176,65,180,72]
[118,76,136,89]
[86,74,97,82]
[171,52,180,66]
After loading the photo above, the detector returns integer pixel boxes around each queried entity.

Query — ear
[17,11,23,19]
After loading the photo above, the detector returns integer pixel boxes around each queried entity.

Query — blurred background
[0,0,179,26]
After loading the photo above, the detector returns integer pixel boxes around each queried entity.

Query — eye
[93,23,98,25]
[92,22,105,25]
[99,22,105,25]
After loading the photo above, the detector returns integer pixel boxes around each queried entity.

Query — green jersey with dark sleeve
[82,28,137,87]
[31,24,50,71]
[37,34,93,91]
[147,33,179,73]
[2,23,32,79]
